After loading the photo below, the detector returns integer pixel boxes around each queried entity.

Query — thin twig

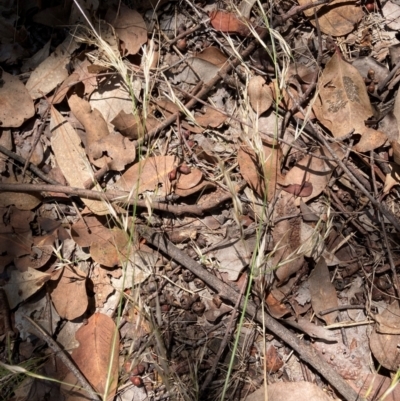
[23,316,101,401]
[0,144,60,185]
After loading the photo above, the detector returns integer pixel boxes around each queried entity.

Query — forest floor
[1,0,400,400]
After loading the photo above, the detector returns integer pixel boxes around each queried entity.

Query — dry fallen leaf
[308,257,338,325]
[112,155,177,197]
[313,52,387,152]
[26,36,79,100]
[50,107,110,215]
[209,10,252,36]
[248,76,273,115]
[90,227,135,268]
[3,267,51,309]
[50,266,88,320]
[105,4,147,56]
[298,0,363,36]
[0,72,35,127]
[62,313,119,400]
[246,381,333,401]
[283,144,345,203]
[238,141,281,201]
[194,46,228,68]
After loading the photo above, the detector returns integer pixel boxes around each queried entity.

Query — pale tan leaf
[248,76,273,115]
[3,267,51,309]
[26,36,79,100]
[0,72,35,127]
[50,107,109,215]
[313,52,386,152]
[50,267,88,320]
[308,257,338,325]
[246,381,332,401]
[68,94,109,145]
[89,78,139,129]
[105,4,147,56]
[90,228,136,268]
[0,175,42,210]
[383,162,400,194]
[298,0,363,36]
[176,169,203,190]
[112,155,177,197]
[194,46,228,68]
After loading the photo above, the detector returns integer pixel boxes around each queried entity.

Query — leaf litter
[2,1,400,401]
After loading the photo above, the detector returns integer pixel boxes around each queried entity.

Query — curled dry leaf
[313,52,387,152]
[282,144,345,203]
[68,94,109,146]
[195,106,227,128]
[26,36,79,100]
[111,110,159,139]
[88,132,136,171]
[105,4,147,56]
[369,329,400,371]
[113,155,177,197]
[48,72,79,105]
[268,193,303,282]
[248,76,273,115]
[0,72,35,127]
[176,168,203,190]
[265,346,283,373]
[89,77,141,130]
[297,0,363,36]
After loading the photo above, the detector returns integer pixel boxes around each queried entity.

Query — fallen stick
[136,224,364,401]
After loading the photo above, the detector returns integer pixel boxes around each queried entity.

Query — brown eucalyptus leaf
[62,313,119,400]
[297,0,363,36]
[50,107,109,215]
[0,72,34,127]
[209,10,252,36]
[283,144,345,202]
[176,169,203,190]
[71,216,111,248]
[68,94,109,146]
[3,267,51,309]
[269,193,303,282]
[369,329,400,371]
[88,132,136,171]
[26,36,79,100]
[194,46,228,68]
[90,228,134,268]
[105,4,147,56]
[308,257,338,325]
[248,76,273,115]
[112,155,177,197]
[50,266,88,320]
[238,142,281,200]
[313,52,386,152]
